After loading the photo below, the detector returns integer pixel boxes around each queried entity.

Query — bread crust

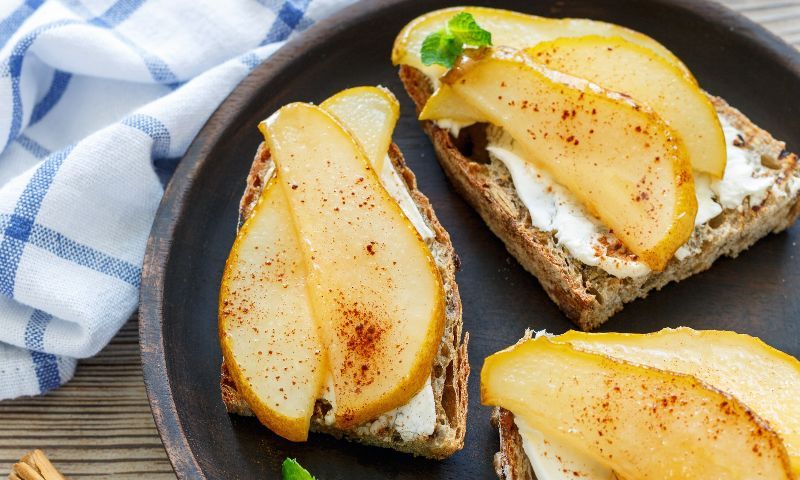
[220,141,468,459]
[492,407,534,480]
[399,64,800,331]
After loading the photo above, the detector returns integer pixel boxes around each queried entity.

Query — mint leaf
[420,12,492,68]
[282,458,315,480]
[421,30,462,68]
[447,12,492,47]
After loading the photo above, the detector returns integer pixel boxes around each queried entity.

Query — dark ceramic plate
[139,0,800,478]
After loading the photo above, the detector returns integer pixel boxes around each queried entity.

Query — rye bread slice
[220,141,469,459]
[399,64,800,331]
[492,407,535,480]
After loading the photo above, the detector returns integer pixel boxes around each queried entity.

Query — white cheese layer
[380,154,435,240]
[320,371,437,439]
[435,119,472,138]
[713,121,775,209]
[515,416,616,480]
[317,154,437,438]
[487,142,650,279]
[367,377,437,442]
[470,116,776,278]
[693,173,723,226]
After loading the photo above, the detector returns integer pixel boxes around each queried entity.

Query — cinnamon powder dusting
[335,298,393,391]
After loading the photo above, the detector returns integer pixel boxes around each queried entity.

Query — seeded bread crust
[492,408,534,480]
[399,64,800,331]
[219,141,469,459]
[490,331,536,479]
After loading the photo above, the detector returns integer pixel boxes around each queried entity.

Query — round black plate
[140,1,800,478]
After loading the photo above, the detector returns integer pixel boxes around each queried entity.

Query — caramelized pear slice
[481,338,794,479]
[322,87,436,240]
[219,175,325,442]
[320,86,400,172]
[424,48,696,270]
[261,103,445,428]
[419,84,480,124]
[526,36,725,177]
[392,6,691,82]
[556,328,800,476]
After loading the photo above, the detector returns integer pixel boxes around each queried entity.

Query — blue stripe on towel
[0,214,142,287]
[59,0,177,85]
[0,0,45,50]
[5,20,81,150]
[240,52,261,71]
[29,70,72,126]
[16,134,50,159]
[122,114,171,159]
[25,309,60,393]
[0,145,73,296]
[28,223,142,286]
[260,0,311,45]
[86,1,178,86]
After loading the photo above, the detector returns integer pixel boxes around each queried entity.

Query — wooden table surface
[2,1,799,478]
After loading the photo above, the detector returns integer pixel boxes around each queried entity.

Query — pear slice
[320,86,400,172]
[261,103,445,428]
[392,6,692,82]
[219,175,325,442]
[555,328,800,476]
[481,337,794,479]
[525,35,726,178]
[424,47,696,270]
[321,87,435,240]
[419,84,481,124]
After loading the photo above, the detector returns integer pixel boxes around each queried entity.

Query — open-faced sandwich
[218,87,468,458]
[482,328,800,479]
[393,7,800,330]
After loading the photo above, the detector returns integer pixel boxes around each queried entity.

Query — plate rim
[138,0,800,477]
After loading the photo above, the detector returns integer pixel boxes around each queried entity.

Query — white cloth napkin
[0,0,355,400]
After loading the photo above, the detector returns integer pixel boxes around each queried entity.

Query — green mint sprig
[420,12,492,68]
[282,458,316,480]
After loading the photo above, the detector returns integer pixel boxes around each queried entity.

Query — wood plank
[0,2,797,478]
[0,315,171,478]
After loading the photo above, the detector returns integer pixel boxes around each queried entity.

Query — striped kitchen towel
[0,0,355,400]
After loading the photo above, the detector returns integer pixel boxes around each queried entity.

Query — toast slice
[490,327,800,479]
[220,141,469,459]
[399,64,800,331]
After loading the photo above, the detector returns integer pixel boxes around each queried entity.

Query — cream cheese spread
[487,141,650,278]
[380,154,435,240]
[461,115,777,278]
[713,120,775,209]
[316,154,437,438]
[693,173,723,226]
[515,416,616,480]
[435,119,471,138]
[320,372,437,439]
[366,377,437,442]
